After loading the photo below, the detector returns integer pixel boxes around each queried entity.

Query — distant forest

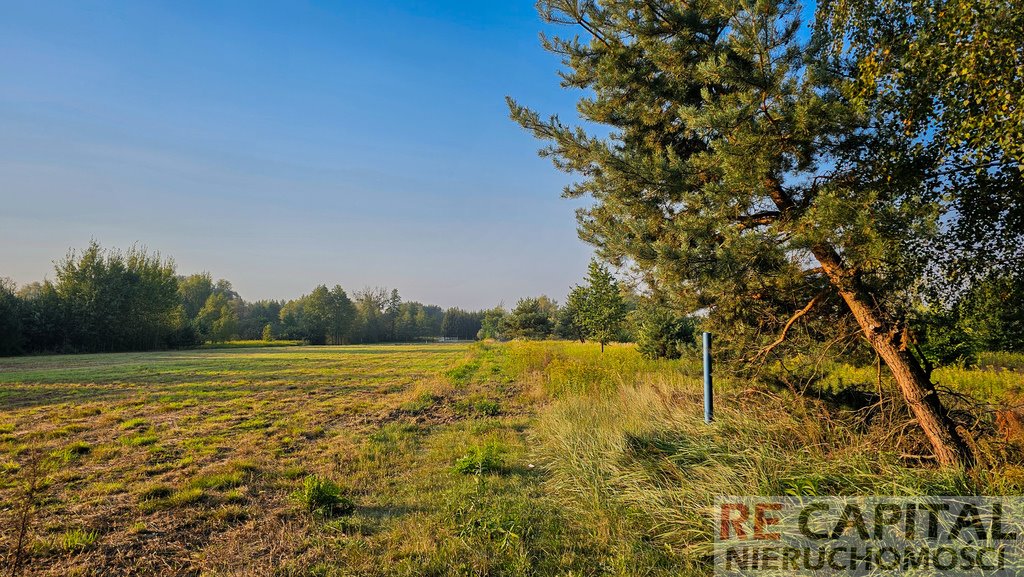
[0,242,646,356]
[0,242,492,355]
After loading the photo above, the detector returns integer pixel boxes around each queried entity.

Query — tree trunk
[812,245,974,468]
[764,179,973,467]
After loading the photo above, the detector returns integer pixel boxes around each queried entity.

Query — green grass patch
[139,486,206,512]
[55,528,100,553]
[137,483,174,501]
[120,433,159,447]
[118,417,149,430]
[292,474,354,517]
[453,441,507,475]
[51,440,91,463]
[189,470,245,490]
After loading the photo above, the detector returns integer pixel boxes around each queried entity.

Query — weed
[293,474,354,517]
[56,528,99,552]
[9,448,48,577]
[456,396,501,416]
[473,399,501,416]
[453,442,506,475]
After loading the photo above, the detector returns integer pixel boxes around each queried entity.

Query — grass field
[0,344,545,576]
[2,342,1023,576]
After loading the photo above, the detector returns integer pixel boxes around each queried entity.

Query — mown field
[2,342,1023,576]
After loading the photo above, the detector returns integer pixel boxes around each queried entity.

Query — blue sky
[0,1,593,309]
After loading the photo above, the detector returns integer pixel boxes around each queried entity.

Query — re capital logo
[718,501,784,540]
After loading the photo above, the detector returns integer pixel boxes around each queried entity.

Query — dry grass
[0,344,578,576]
[2,341,1022,576]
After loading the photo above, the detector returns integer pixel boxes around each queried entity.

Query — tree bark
[812,244,974,468]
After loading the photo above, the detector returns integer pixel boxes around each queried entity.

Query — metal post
[703,332,713,423]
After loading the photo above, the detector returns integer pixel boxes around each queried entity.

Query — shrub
[914,309,977,369]
[293,474,354,517]
[633,302,695,360]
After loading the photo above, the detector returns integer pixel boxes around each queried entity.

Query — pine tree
[572,260,626,352]
[506,0,1015,466]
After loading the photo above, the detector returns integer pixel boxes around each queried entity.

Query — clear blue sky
[0,1,594,310]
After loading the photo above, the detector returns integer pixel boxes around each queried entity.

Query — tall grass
[499,340,698,397]
[488,340,1022,573]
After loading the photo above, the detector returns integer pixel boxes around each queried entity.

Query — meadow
[2,342,1023,576]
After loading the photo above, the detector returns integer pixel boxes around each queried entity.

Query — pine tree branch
[747,292,824,362]
[735,210,782,229]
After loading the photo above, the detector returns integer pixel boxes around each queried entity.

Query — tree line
[0,243,482,355]
[0,242,701,356]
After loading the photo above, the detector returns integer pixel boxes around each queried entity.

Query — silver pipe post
[703,332,713,423]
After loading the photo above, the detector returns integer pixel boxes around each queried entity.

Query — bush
[166,322,201,349]
[634,303,696,360]
[293,474,354,517]
[914,309,977,369]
